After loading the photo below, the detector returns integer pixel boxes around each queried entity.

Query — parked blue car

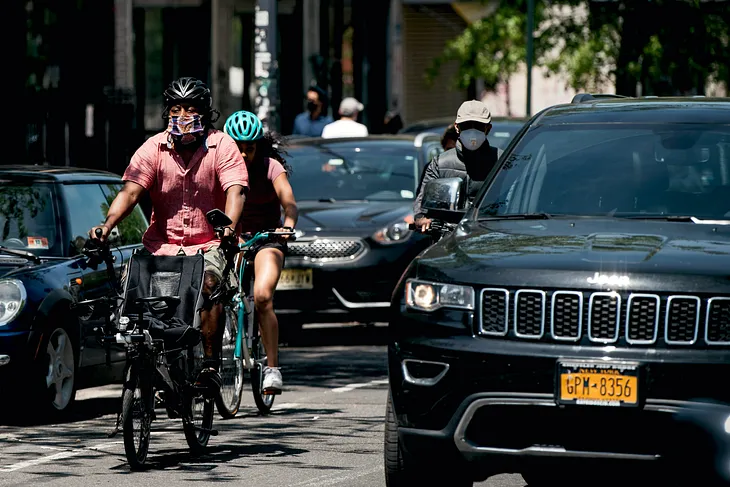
[0,165,148,416]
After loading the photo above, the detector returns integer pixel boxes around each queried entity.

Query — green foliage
[429,0,730,96]
[0,187,49,241]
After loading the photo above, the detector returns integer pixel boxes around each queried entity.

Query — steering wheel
[2,238,26,247]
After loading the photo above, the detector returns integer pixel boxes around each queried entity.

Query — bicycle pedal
[262,388,282,395]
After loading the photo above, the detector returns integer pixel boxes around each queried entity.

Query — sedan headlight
[0,279,27,326]
[373,216,414,245]
[405,279,474,311]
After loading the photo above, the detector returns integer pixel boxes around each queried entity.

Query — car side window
[62,184,110,255]
[100,184,148,246]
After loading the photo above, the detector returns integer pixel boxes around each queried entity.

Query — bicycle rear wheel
[121,363,154,470]
[215,306,244,419]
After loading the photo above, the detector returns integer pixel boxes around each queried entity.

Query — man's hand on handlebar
[414,217,432,233]
[89,225,111,242]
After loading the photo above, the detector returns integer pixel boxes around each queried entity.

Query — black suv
[385,95,730,486]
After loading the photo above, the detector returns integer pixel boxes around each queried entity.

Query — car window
[287,143,421,201]
[478,123,730,220]
[0,183,61,256]
[488,122,525,150]
[63,184,112,255]
[100,184,148,246]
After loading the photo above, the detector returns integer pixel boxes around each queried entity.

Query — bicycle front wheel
[121,364,154,470]
[184,343,215,455]
[216,307,244,419]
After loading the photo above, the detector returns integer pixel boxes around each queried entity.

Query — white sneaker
[262,366,283,394]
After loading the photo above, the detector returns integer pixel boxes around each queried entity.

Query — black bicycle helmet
[163,77,212,110]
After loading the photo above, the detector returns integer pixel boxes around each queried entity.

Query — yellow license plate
[276,268,313,291]
[557,361,639,407]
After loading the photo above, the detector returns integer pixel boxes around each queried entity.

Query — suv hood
[295,200,412,236]
[418,218,730,291]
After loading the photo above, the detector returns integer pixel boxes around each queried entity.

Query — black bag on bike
[120,253,206,347]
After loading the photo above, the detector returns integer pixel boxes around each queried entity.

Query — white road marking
[272,402,300,410]
[287,464,382,487]
[331,378,388,393]
[0,450,81,472]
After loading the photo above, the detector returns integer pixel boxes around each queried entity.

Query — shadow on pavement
[0,396,122,427]
[280,322,389,348]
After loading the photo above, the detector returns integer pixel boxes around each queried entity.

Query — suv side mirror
[205,209,232,228]
[422,177,465,224]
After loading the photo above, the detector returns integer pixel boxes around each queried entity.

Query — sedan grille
[478,288,730,348]
[287,239,365,261]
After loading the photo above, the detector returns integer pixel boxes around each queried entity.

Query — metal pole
[254,0,280,133]
[526,0,534,117]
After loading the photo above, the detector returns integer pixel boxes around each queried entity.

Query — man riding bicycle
[89,76,248,390]
[223,110,298,394]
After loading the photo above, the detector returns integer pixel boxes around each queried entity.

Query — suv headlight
[0,279,27,326]
[405,279,474,311]
[373,217,414,245]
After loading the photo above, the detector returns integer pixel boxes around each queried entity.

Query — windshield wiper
[480,213,552,221]
[0,246,41,264]
[319,198,337,203]
[619,215,730,225]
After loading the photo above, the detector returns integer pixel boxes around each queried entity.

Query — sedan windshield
[0,183,60,255]
[286,142,421,201]
[478,123,730,221]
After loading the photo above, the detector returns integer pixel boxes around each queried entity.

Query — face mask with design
[459,129,486,151]
[167,115,204,145]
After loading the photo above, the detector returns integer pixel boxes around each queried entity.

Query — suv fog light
[402,359,450,386]
[724,415,730,434]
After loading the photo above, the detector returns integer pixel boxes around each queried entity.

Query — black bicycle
[75,230,217,470]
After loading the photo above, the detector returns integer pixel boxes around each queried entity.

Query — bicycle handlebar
[82,228,120,294]
[408,220,457,235]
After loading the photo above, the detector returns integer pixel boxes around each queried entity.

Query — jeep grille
[478,289,729,347]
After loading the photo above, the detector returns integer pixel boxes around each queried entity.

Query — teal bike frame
[231,231,291,363]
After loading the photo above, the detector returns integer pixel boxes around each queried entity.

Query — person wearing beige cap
[413,99,502,232]
[321,97,369,138]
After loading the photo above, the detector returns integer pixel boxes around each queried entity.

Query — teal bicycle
[205,209,295,418]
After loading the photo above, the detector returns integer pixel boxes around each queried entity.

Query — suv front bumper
[389,338,730,475]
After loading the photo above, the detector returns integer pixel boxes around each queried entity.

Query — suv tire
[384,391,473,487]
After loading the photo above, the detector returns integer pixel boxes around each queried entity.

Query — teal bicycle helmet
[224,110,264,141]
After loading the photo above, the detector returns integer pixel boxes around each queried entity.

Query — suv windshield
[478,123,730,221]
[0,183,60,256]
[287,143,420,201]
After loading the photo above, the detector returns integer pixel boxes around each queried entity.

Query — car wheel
[37,325,78,415]
[384,391,473,487]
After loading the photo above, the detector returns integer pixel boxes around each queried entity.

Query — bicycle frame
[232,231,279,366]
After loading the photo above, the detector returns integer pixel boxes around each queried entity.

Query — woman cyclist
[223,110,298,394]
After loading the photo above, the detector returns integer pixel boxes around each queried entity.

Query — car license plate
[556,360,639,407]
[276,268,313,291]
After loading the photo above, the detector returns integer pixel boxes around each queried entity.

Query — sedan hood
[418,218,730,291]
[295,200,413,236]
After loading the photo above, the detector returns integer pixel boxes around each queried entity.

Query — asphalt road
[0,323,528,487]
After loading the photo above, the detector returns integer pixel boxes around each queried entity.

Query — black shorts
[247,239,288,266]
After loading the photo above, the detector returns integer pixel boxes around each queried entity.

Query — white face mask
[459,129,486,150]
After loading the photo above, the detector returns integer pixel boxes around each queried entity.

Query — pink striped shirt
[123,130,248,256]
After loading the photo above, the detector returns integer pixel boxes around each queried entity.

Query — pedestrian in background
[292,86,333,137]
[321,97,368,138]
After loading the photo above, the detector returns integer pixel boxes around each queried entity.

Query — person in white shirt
[321,97,369,138]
